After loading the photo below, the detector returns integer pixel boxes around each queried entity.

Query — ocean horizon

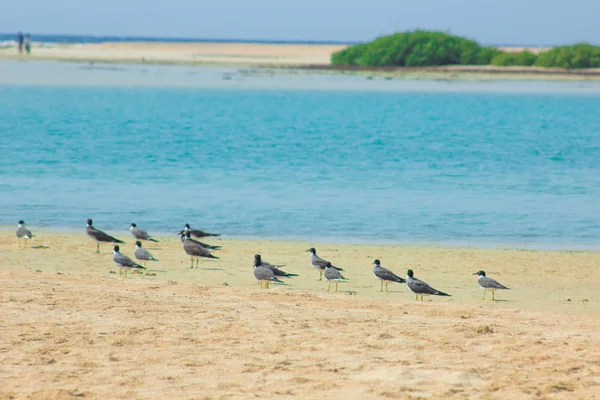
[0,33,557,48]
[1,62,599,250]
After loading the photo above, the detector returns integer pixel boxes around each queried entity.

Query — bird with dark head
[306,247,343,281]
[253,255,285,288]
[16,220,34,247]
[113,245,145,278]
[130,223,159,242]
[134,240,158,266]
[86,219,123,253]
[182,223,220,238]
[372,259,405,292]
[254,254,297,278]
[473,270,510,301]
[182,230,219,268]
[406,269,451,301]
[324,262,348,292]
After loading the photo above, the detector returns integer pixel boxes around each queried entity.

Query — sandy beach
[0,42,345,66]
[1,42,598,81]
[1,230,599,398]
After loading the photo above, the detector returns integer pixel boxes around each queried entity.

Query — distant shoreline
[0,33,562,47]
[1,41,599,81]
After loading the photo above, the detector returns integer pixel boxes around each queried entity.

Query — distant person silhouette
[24,34,31,54]
[17,32,24,53]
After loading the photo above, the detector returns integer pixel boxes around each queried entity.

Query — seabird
[254,254,297,278]
[177,231,221,250]
[306,247,343,281]
[16,220,34,247]
[473,270,510,300]
[324,262,348,292]
[113,245,146,277]
[183,231,218,268]
[130,223,159,242]
[134,241,158,267]
[406,269,451,301]
[253,257,285,288]
[86,219,124,253]
[372,259,405,292]
[181,223,220,238]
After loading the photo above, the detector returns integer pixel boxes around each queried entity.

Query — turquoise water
[2,78,600,248]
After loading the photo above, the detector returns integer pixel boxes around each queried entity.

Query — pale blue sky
[1,0,597,45]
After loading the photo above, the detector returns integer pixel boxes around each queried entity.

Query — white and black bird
[254,254,297,278]
[134,241,158,267]
[130,223,158,242]
[324,262,348,292]
[86,219,124,253]
[372,259,405,292]
[179,223,220,238]
[182,231,219,268]
[406,269,451,301]
[473,270,510,301]
[177,231,221,250]
[16,220,34,247]
[253,256,285,288]
[306,247,343,281]
[113,245,146,277]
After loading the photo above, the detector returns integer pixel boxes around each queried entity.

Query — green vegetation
[534,44,600,69]
[331,31,499,67]
[491,51,537,67]
[331,31,600,69]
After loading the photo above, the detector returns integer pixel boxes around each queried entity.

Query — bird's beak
[305,249,310,252]
[472,272,478,275]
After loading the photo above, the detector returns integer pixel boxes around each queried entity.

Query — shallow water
[1,63,600,249]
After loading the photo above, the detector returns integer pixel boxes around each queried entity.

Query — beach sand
[1,231,599,399]
[0,42,345,66]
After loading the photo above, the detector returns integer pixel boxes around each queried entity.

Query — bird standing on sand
[183,231,218,268]
[130,223,159,242]
[178,231,221,250]
[254,254,297,278]
[306,247,343,281]
[473,270,510,301]
[324,262,348,292]
[86,219,123,253]
[406,269,451,301]
[113,245,146,277]
[16,220,34,247]
[372,259,405,292]
[134,241,158,267]
[181,223,220,238]
[253,256,285,288]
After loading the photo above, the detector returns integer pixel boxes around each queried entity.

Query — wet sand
[1,231,599,398]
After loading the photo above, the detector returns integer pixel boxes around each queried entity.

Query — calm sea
[1,62,600,249]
